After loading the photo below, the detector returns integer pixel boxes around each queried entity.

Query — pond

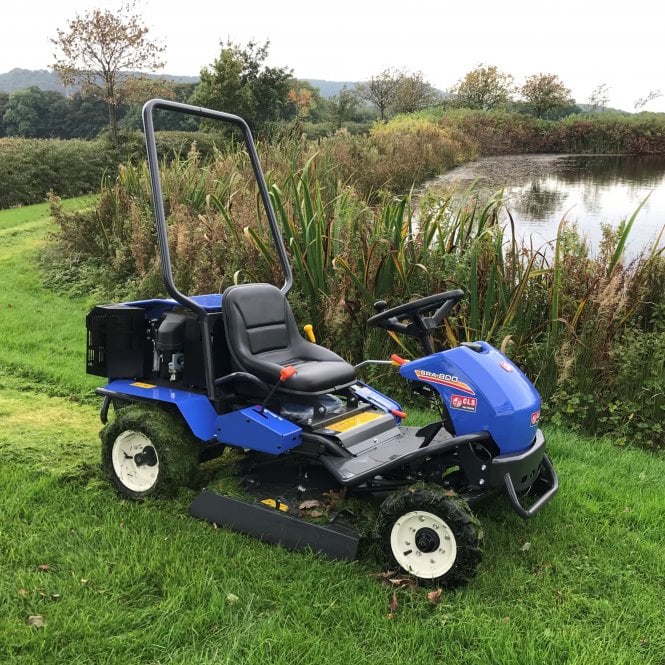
[425,154,665,257]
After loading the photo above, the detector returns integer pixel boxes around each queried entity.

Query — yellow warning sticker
[130,382,156,389]
[261,498,289,512]
[330,411,382,433]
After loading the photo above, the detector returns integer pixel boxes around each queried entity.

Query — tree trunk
[107,100,119,147]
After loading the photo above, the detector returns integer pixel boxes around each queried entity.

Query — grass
[0,196,100,401]
[1,201,664,664]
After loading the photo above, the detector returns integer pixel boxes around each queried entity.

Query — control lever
[260,365,297,413]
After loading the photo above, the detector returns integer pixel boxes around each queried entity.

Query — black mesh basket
[86,305,146,378]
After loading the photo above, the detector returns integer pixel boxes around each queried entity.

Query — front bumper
[489,429,559,519]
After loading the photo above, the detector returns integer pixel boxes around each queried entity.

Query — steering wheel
[367,289,464,353]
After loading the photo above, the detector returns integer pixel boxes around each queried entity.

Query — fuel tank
[400,341,541,454]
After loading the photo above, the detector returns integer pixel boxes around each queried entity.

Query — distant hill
[305,80,361,97]
[0,69,70,94]
[0,68,199,94]
[0,68,361,99]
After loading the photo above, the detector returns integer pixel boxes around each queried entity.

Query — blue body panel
[215,407,302,454]
[106,379,218,441]
[104,381,301,454]
[123,294,222,319]
[400,342,541,454]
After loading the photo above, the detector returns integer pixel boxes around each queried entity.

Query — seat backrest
[222,283,298,372]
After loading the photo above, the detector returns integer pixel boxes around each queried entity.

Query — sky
[2,0,664,112]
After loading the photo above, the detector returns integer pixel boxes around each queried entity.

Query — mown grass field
[0,202,664,664]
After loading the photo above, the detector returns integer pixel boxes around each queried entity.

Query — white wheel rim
[390,510,457,579]
[111,430,160,493]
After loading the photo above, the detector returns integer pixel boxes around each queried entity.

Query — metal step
[321,426,489,487]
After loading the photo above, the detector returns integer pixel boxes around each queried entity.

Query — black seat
[222,283,356,395]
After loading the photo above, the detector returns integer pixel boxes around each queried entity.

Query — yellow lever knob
[303,324,316,343]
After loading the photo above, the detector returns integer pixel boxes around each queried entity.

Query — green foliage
[191,40,292,133]
[519,73,573,119]
[356,68,440,121]
[451,65,515,111]
[0,131,231,209]
[3,87,70,138]
[0,138,115,208]
[0,91,8,137]
[432,108,665,155]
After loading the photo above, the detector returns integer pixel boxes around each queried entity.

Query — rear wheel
[101,404,200,499]
[376,485,483,587]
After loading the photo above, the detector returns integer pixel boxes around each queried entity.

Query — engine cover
[400,342,541,454]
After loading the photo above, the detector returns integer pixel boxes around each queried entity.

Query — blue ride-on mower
[86,100,558,587]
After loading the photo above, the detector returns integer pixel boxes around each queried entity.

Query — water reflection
[510,180,568,221]
[427,154,665,255]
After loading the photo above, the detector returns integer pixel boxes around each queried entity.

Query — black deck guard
[190,490,360,560]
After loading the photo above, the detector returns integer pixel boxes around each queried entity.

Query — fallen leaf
[299,499,322,510]
[36,564,50,572]
[623,506,631,513]
[308,510,324,518]
[427,589,443,604]
[501,616,510,624]
[387,613,395,620]
[26,615,45,628]
[387,576,417,589]
[18,588,29,596]
[521,542,531,552]
[323,489,346,501]
[389,592,398,613]
[226,593,239,603]
[368,571,397,579]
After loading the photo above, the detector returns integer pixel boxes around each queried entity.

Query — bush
[434,109,665,155]
[0,131,232,210]
[0,138,116,208]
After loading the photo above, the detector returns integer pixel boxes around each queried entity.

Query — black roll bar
[141,99,294,400]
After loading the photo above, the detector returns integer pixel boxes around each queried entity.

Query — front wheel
[376,485,483,587]
[101,404,200,499]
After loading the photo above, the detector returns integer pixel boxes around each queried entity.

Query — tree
[587,83,610,112]
[356,68,401,121]
[634,89,662,112]
[392,71,441,114]
[328,86,361,128]
[520,73,572,119]
[51,1,166,146]
[285,80,322,121]
[3,87,69,137]
[191,40,292,132]
[0,92,9,137]
[451,65,514,110]
[63,92,111,138]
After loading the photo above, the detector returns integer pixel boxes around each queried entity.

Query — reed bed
[44,135,665,449]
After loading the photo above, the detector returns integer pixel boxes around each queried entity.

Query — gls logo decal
[450,394,478,412]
